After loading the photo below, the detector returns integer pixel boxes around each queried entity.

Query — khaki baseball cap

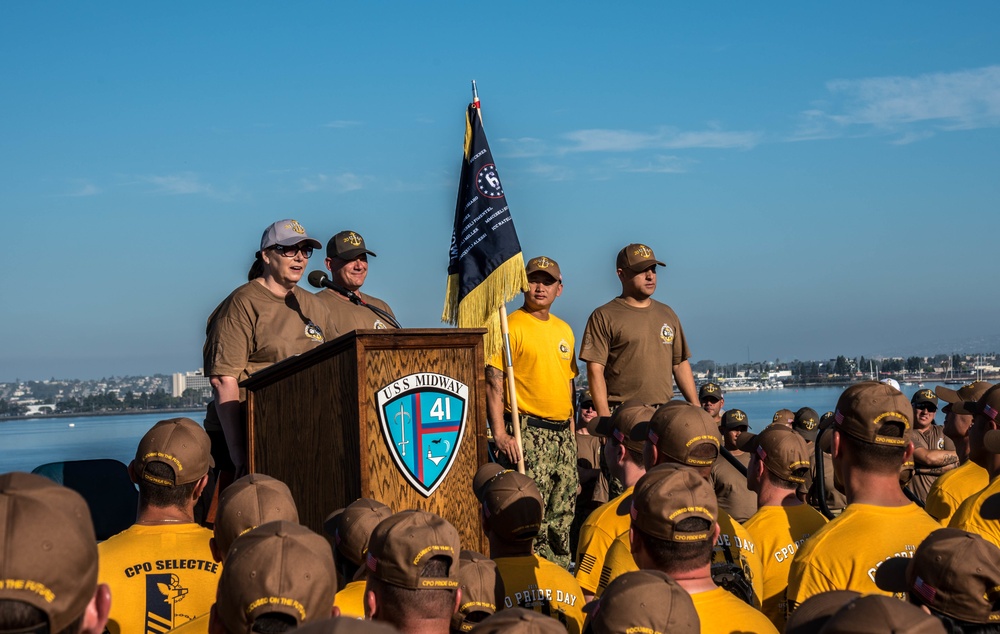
[260,219,323,251]
[324,498,393,567]
[772,409,796,427]
[524,256,562,282]
[615,243,665,273]
[819,594,946,634]
[646,402,721,467]
[292,617,400,634]
[583,570,699,634]
[793,407,820,442]
[216,473,300,558]
[365,510,460,590]
[0,473,99,633]
[785,591,861,634]
[631,464,717,542]
[698,382,723,402]
[452,551,504,633]
[911,389,939,408]
[470,608,566,634]
[216,520,337,631]
[474,465,543,542]
[590,400,656,453]
[833,381,912,447]
[874,528,1000,624]
[968,385,1000,453]
[134,417,214,486]
[327,230,377,260]
[738,426,811,484]
[936,380,993,415]
[720,408,749,431]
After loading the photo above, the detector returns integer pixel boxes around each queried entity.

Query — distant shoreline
[0,407,205,423]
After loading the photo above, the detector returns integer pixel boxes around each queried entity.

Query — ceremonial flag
[442,91,527,361]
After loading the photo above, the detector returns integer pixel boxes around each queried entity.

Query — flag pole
[472,79,526,474]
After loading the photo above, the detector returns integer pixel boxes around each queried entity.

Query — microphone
[307,270,403,329]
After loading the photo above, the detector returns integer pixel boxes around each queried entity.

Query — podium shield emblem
[376,372,468,497]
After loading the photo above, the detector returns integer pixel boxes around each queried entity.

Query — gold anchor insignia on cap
[803,419,816,429]
[344,232,363,247]
[536,257,551,269]
[704,384,718,393]
[286,220,306,235]
[733,411,745,422]
[919,390,933,399]
[634,245,652,258]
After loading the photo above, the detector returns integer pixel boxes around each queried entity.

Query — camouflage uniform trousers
[498,423,579,569]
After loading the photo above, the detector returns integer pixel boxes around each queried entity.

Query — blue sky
[2,2,999,381]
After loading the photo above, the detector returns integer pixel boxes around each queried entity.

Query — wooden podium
[241,328,488,554]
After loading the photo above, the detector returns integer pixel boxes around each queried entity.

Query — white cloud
[611,155,690,174]
[560,126,761,153]
[299,172,368,192]
[139,173,239,201]
[65,181,101,197]
[497,137,548,158]
[792,65,1000,142]
[323,120,361,129]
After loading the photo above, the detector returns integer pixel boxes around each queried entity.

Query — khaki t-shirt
[203,282,330,431]
[907,425,956,503]
[316,287,396,337]
[712,454,758,523]
[579,298,690,405]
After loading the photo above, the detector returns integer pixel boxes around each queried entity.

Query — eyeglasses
[914,404,937,413]
[272,244,314,259]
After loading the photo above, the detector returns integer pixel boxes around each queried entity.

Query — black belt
[504,413,571,432]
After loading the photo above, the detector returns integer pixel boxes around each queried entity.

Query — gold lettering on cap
[412,544,455,565]
[344,232,363,246]
[0,579,55,603]
[667,505,714,521]
[285,220,306,235]
[634,245,652,258]
[535,257,551,269]
[143,451,183,472]
[246,597,306,620]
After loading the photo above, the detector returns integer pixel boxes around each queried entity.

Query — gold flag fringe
[441,253,528,362]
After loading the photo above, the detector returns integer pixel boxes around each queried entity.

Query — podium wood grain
[244,328,488,555]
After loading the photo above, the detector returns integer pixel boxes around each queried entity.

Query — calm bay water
[0,383,953,474]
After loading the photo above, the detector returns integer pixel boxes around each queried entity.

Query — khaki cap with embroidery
[630,464,717,542]
[720,408,750,431]
[292,618,400,634]
[874,527,1000,624]
[216,520,338,632]
[524,256,562,282]
[646,402,721,467]
[738,425,811,484]
[470,608,566,634]
[911,389,939,408]
[0,472,99,633]
[260,218,323,251]
[452,551,504,633]
[134,417,214,486]
[936,380,993,415]
[215,473,300,558]
[970,385,1000,453]
[771,409,796,427]
[474,465,543,542]
[698,382,724,402]
[365,510,460,590]
[583,570,699,634]
[818,594,946,634]
[833,381,912,447]
[589,400,656,453]
[793,407,820,442]
[615,243,666,273]
[327,230,377,260]
[324,498,393,567]
[785,590,861,634]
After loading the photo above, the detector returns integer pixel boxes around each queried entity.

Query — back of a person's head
[819,595,946,634]
[451,552,504,633]
[469,608,565,634]
[472,465,543,546]
[646,403,721,472]
[832,382,912,475]
[214,473,299,561]
[132,418,213,508]
[213,520,337,633]
[0,472,106,634]
[364,511,461,629]
[294,617,400,634]
[324,498,393,581]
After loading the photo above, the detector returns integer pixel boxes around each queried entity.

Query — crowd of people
[4,221,1000,633]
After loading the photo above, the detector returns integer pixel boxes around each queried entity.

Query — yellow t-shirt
[99,523,221,634]
[691,587,778,634]
[742,504,829,630]
[786,503,940,612]
[334,580,368,619]
[575,487,634,594]
[487,307,577,421]
[595,508,765,610]
[950,474,1000,549]
[925,460,989,526]
[167,613,208,633]
[495,554,585,634]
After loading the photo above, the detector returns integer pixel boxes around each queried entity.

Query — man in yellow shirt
[98,418,220,634]
[741,426,828,629]
[924,381,993,524]
[786,382,941,614]
[949,385,1000,548]
[486,256,579,567]
[628,465,778,633]
[475,464,585,634]
[574,402,655,600]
